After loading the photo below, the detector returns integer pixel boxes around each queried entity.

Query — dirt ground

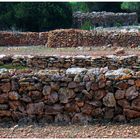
[0,46,140,56]
[0,120,140,138]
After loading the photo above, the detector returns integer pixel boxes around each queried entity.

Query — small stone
[9,91,20,100]
[50,82,59,91]
[113,115,126,122]
[114,48,125,55]
[93,90,106,100]
[103,92,116,107]
[104,108,114,119]
[68,82,77,89]
[47,92,59,103]
[0,94,8,103]
[115,90,125,100]
[72,113,92,124]
[81,103,93,115]
[128,79,135,85]
[0,104,9,110]
[125,86,138,100]
[91,83,99,91]
[42,86,51,95]
[55,113,70,123]
[135,79,140,87]
[117,99,130,108]
[124,109,140,119]
[0,82,11,92]
[86,82,92,91]
[92,108,103,117]
[26,102,44,115]
[64,102,80,112]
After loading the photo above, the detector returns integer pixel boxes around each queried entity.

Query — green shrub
[81,20,93,30]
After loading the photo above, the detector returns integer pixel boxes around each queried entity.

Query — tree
[0,2,73,31]
[121,2,140,22]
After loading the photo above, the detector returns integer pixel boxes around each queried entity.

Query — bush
[81,21,93,30]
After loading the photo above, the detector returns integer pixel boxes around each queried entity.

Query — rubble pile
[0,67,140,123]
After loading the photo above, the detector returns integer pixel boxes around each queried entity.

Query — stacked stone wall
[73,11,138,28]
[1,29,140,47]
[1,67,140,123]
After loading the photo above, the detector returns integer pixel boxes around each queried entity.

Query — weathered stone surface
[68,82,77,89]
[42,85,51,96]
[103,93,116,107]
[55,113,70,123]
[135,79,140,87]
[8,91,20,100]
[26,102,44,115]
[64,102,80,112]
[28,91,42,100]
[72,113,92,123]
[104,108,114,119]
[0,104,8,110]
[92,108,103,117]
[0,94,8,103]
[125,86,138,100]
[113,115,126,122]
[117,99,130,108]
[0,82,11,92]
[58,88,75,103]
[81,104,93,115]
[124,109,140,119]
[47,92,59,104]
[93,90,106,100]
[45,104,64,115]
[115,90,125,100]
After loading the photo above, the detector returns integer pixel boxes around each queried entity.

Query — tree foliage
[0,2,72,31]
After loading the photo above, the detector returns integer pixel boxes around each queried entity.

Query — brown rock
[47,92,59,104]
[124,109,140,119]
[104,108,114,119]
[125,86,138,100]
[42,85,51,95]
[98,79,106,88]
[45,104,64,115]
[114,48,125,55]
[0,110,11,117]
[128,79,135,85]
[87,101,102,107]
[68,82,77,89]
[9,91,20,100]
[27,102,44,115]
[92,108,103,117]
[55,113,70,123]
[11,111,26,121]
[0,94,8,103]
[115,90,125,100]
[82,90,92,99]
[9,101,21,110]
[116,82,128,90]
[28,91,42,100]
[50,82,59,91]
[86,82,92,91]
[113,115,126,122]
[72,113,92,124]
[20,95,32,103]
[64,102,80,112]
[76,100,84,107]
[93,89,106,100]
[58,88,75,103]
[103,92,116,107]
[0,82,11,92]
[117,99,130,108]
[91,83,99,91]
[135,79,140,87]
[81,103,93,115]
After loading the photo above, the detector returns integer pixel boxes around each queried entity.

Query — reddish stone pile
[0,31,48,46]
[0,29,140,47]
[47,29,140,48]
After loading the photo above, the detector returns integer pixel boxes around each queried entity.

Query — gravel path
[0,120,140,138]
[0,46,139,56]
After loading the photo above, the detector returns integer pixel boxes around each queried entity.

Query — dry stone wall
[0,31,48,46]
[1,67,140,123]
[73,11,138,28]
[1,29,140,47]
[0,55,139,71]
